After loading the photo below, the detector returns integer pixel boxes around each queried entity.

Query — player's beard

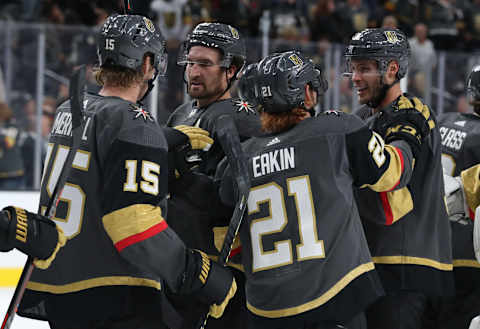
[188,79,225,103]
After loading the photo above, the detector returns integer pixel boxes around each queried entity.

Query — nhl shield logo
[143,17,155,32]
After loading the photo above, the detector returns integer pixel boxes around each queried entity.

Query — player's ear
[226,65,237,81]
[304,84,317,109]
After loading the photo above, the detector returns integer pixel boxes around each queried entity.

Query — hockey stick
[196,114,251,329]
[1,65,86,329]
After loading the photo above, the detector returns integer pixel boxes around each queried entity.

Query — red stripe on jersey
[388,147,405,191]
[469,208,475,221]
[380,192,394,225]
[229,246,242,259]
[115,221,168,252]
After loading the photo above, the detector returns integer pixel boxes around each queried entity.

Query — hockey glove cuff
[180,249,237,319]
[0,207,66,269]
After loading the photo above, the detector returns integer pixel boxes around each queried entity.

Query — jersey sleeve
[461,163,480,219]
[346,121,414,192]
[97,116,188,292]
[346,118,416,225]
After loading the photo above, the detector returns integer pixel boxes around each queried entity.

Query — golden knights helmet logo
[143,17,155,33]
[384,31,399,44]
[288,53,303,67]
[229,26,240,39]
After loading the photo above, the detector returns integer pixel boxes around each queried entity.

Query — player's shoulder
[167,100,196,126]
[88,94,165,147]
[312,110,366,134]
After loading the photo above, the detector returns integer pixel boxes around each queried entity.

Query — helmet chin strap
[138,68,159,104]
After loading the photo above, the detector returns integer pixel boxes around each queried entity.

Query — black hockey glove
[0,206,66,269]
[163,126,214,179]
[373,95,435,157]
[179,249,236,319]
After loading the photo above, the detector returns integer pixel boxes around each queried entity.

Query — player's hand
[180,250,237,318]
[174,125,213,151]
[0,206,66,268]
[374,95,435,155]
[444,174,469,224]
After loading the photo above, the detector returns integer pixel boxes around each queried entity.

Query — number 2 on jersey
[41,143,90,239]
[249,175,324,272]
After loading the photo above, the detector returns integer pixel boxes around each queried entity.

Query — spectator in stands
[381,15,398,29]
[463,0,480,51]
[335,0,370,42]
[425,0,463,50]
[409,23,437,74]
[309,0,344,43]
[0,103,25,190]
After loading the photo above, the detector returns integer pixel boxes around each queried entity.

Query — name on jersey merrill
[252,147,295,178]
[51,112,91,141]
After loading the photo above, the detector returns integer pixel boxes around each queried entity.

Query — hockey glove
[444,174,469,224]
[374,95,434,156]
[174,125,213,151]
[0,206,66,269]
[180,249,237,319]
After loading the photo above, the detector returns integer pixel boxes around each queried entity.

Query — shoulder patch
[129,104,154,122]
[234,99,256,115]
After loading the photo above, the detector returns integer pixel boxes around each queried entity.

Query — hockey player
[345,28,454,329]
[165,22,262,329]
[0,14,236,329]
[215,50,435,329]
[431,65,480,329]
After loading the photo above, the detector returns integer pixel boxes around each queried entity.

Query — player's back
[18,93,169,327]
[238,113,383,324]
[438,112,480,176]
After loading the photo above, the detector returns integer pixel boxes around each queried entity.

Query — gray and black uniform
[432,111,480,329]
[18,93,223,329]
[216,111,418,329]
[355,95,454,329]
[166,98,261,329]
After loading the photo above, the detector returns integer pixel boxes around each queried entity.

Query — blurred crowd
[1,0,480,190]
[2,0,480,51]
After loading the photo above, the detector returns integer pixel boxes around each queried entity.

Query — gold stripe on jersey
[382,187,413,224]
[362,146,403,192]
[26,276,161,294]
[102,204,164,245]
[246,262,375,318]
[372,256,453,270]
[461,164,480,214]
[213,226,242,253]
[453,259,480,268]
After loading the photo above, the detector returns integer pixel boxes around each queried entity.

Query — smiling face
[185,46,231,107]
[349,59,384,105]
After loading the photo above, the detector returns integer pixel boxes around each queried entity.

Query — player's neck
[374,83,402,112]
[99,85,141,104]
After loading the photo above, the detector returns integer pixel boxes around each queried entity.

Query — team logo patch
[229,26,240,39]
[288,53,303,67]
[385,31,399,44]
[324,110,341,116]
[143,17,155,32]
[129,105,154,122]
[234,99,256,115]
